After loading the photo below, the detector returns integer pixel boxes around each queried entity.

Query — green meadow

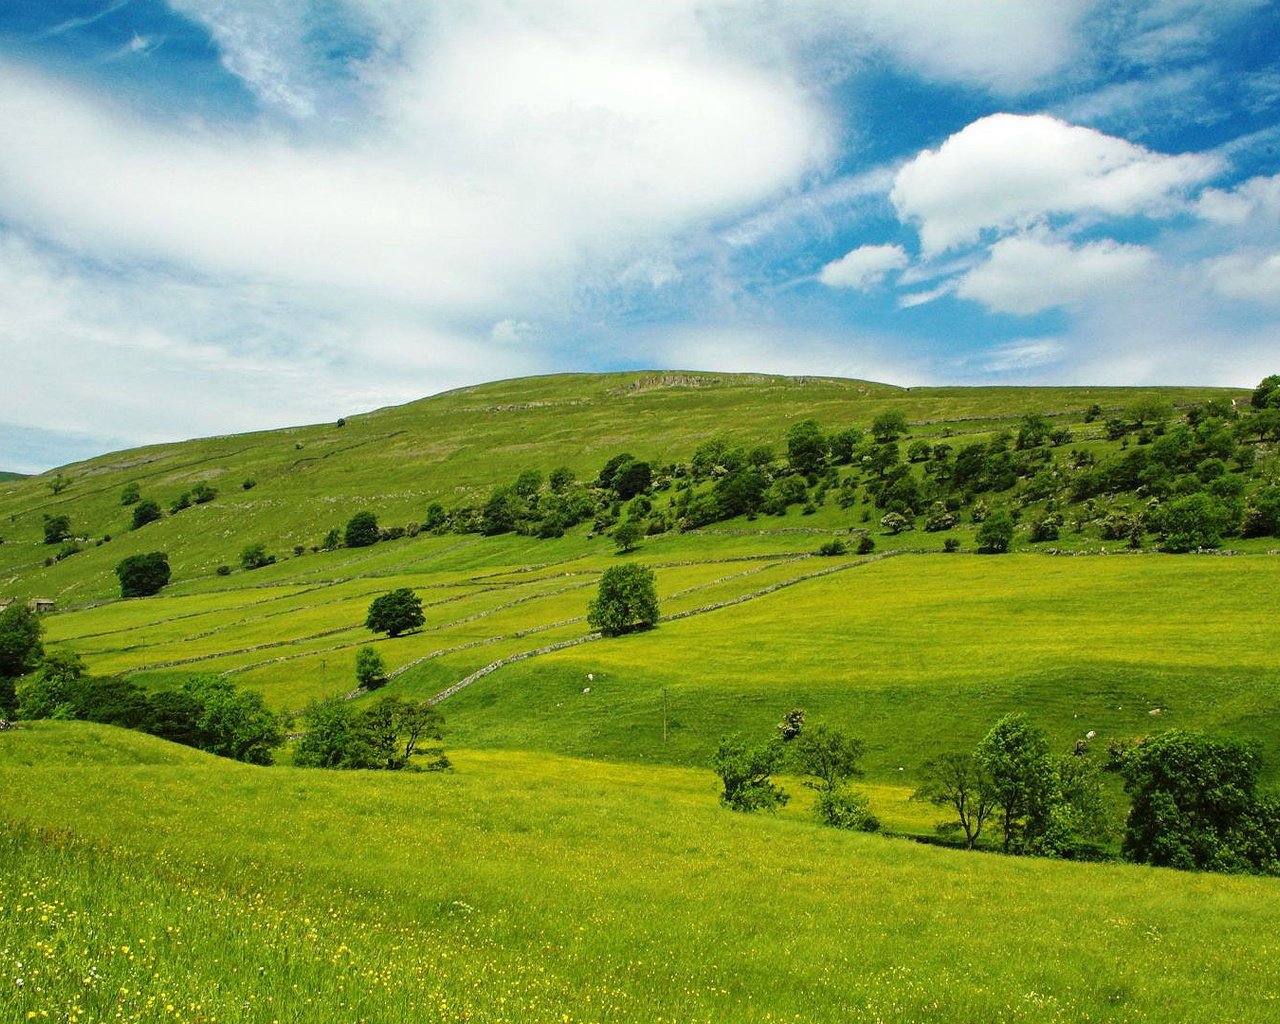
[2,372,1279,1022]
[3,723,1279,1024]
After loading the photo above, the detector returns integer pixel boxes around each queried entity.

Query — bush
[216,564,232,576]
[587,563,659,636]
[776,707,806,742]
[366,588,425,638]
[240,543,275,570]
[1028,513,1063,543]
[815,538,846,556]
[880,511,909,535]
[42,514,72,545]
[976,510,1015,553]
[115,552,171,598]
[713,736,789,812]
[1152,493,1227,552]
[191,482,217,504]
[816,787,880,831]
[856,535,875,554]
[131,500,162,530]
[120,482,141,506]
[344,511,380,548]
[355,645,387,689]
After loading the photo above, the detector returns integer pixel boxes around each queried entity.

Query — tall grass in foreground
[3,724,1279,1023]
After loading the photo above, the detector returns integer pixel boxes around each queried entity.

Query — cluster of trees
[712,709,880,832]
[17,661,281,765]
[2,604,280,762]
[914,713,1109,859]
[294,694,447,771]
[391,376,1277,556]
[913,714,1280,875]
[121,479,217,531]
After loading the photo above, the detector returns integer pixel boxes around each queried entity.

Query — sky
[1,1,1278,473]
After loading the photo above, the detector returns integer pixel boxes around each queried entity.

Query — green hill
[0,371,1252,604]
[2,371,1279,1021]
[2,721,1278,1024]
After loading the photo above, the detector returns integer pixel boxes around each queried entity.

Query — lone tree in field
[871,408,909,443]
[613,519,642,553]
[713,735,789,812]
[115,552,171,598]
[976,712,1058,854]
[355,645,387,689]
[587,563,659,636]
[792,723,878,831]
[131,499,162,530]
[792,725,864,796]
[976,509,1015,553]
[344,510,380,548]
[42,514,72,545]
[366,588,425,638]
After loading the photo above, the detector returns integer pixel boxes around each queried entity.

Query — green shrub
[816,787,880,831]
[115,552,171,598]
[344,511,380,548]
[131,500,162,529]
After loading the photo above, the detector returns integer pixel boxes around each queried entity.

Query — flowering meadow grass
[3,724,1279,1023]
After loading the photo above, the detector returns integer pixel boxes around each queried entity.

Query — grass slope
[437,551,1280,778]
[0,372,1244,604]
[2,721,1279,1024]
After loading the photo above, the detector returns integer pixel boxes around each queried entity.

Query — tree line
[717,706,1280,876]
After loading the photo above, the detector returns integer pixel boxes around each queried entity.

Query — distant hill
[0,470,28,482]
[0,370,1251,604]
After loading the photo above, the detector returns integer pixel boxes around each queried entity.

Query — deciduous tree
[587,563,659,636]
[366,588,425,638]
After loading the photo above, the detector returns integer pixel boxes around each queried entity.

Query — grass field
[3,372,1278,1022]
[0,372,1249,604]
[3,722,1279,1024]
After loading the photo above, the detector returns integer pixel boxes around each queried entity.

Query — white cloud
[639,325,928,386]
[818,244,908,290]
[819,0,1092,93]
[891,113,1221,254]
[491,319,539,345]
[1197,173,1280,225]
[1117,0,1269,67]
[0,231,546,444]
[956,234,1157,315]
[978,339,1066,373]
[0,40,829,315]
[1204,252,1280,306]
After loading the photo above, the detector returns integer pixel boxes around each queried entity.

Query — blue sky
[1,1,1278,472]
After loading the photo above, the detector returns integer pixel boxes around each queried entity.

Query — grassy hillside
[0,372,1249,604]
[2,721,1278,1024]
[4,372,1280,1022]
